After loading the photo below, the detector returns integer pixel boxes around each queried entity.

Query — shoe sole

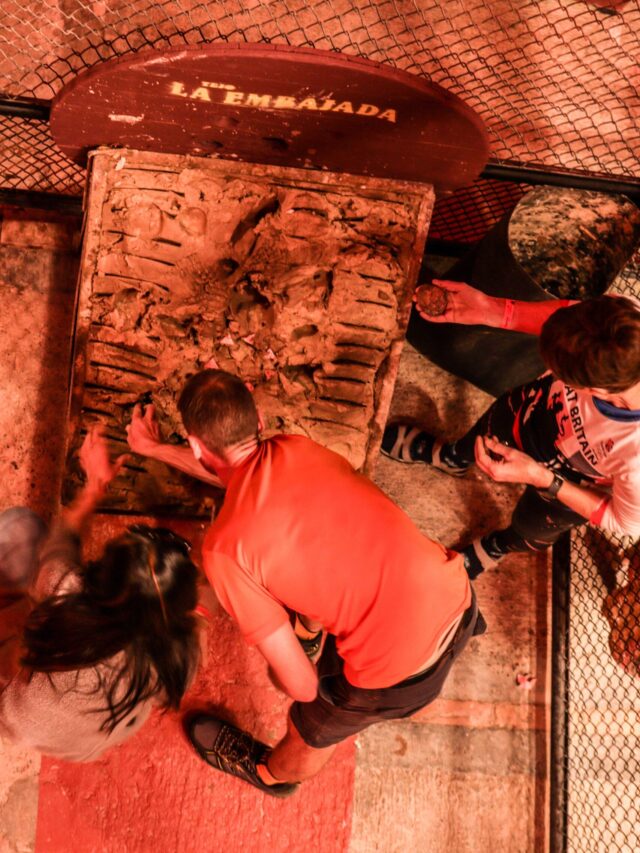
[183,713,298,799]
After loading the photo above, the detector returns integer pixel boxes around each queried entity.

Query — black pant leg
[447,385,526,465]
[484,485,588,555]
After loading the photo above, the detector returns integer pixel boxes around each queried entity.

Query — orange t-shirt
[203,435,471,689]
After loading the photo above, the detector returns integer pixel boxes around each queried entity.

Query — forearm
[270,656,318,703]
[501,298,575,335]
[258,623,319,703]
[61,483,104,534]
[147,443,224,488]
[467,294,574,334]
[532,467,606,520]
[478,436,612,521]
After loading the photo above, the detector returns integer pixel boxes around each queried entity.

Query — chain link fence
[565,524,640,853]
[550,260,640,853]
[1,0,639,177]
[1,0,640,205]
[1,2,640,851]
[0,113,84,196]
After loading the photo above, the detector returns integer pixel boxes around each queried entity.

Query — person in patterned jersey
[382,281,640,578]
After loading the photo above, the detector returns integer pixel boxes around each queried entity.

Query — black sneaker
[298,630,323,660]
[293,613,323,661]
[381,423,467,476]
[461,539,500,579]
[185,714,298,798]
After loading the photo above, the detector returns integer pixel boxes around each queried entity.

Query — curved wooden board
[50,43,489,191]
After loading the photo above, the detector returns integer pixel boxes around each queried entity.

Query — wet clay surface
[66,150,433,515]
[509,187,640,299]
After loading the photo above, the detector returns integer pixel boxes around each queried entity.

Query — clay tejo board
[64,149,434,516]
[50,43,489,192]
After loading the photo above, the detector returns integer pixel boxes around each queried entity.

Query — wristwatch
[538,472,564,500]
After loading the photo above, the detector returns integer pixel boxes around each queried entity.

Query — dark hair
[178,369,259,456]
[22,526,200,732]
[539,295,640,393]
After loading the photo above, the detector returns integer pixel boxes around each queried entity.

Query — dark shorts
[290,591,484,749]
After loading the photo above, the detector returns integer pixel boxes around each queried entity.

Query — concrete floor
[0,211,550,852]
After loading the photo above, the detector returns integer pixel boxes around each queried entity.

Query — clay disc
[50,43,489,191]
[415,283,449,316]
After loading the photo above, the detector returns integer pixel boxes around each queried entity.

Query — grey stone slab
[351,722,546,853]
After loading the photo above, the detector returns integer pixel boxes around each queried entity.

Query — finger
[113,454,131,474]
[83,425,99,446]
[144,403,156,423]
[132,403,143,420]
[484,435,514,458]
[484,435,507,453]
[474,436,496,477]
[432,279,462,291]
[418,308,448,325]
[474,435,489,467]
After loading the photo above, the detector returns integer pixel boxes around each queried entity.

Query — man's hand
[415,280,503,327]
[474,435,553,489]
[257,622,319,703]
[125,404,225,488]
[126,403,163,458]
[79,424,129,495]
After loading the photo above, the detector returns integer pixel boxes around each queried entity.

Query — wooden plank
[50,43,489,192]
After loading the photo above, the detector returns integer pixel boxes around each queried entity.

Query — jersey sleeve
[590,468,640,538]
[203,550,289,645]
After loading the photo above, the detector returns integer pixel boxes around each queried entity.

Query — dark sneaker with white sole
[186,714,299,798]
[297,630,323,660]
[461,539,501,579]
[381,423,468,476]
[292,613,323,662]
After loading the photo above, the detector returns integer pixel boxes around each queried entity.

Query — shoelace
[216,727,255,764]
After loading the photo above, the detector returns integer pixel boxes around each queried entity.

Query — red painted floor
[35,518,355,853]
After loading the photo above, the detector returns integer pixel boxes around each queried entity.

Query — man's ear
[188,435,203,460]
[256,408,264,433]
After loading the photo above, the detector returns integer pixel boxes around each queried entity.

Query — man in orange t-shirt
[128,369,484,798]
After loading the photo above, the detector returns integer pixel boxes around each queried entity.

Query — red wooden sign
[50,43,489,191]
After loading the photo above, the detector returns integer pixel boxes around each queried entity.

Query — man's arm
[417,280,575,336]
[256,622,319,703]
[475,435,606,519]
[147,443,224,489]
[126,403,223,489]
[206,551,319,701]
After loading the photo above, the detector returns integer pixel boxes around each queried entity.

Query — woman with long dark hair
[0,426,201,761]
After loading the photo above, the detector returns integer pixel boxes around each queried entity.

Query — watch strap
[539,472,564,499]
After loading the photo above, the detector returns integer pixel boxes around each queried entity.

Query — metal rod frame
[1,96,640,216]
